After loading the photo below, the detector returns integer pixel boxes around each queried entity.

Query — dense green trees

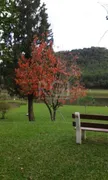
[0,0,52,94]
[59,47,108,89]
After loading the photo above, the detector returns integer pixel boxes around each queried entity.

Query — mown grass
[88,89,108,98]
[0,103,108,180]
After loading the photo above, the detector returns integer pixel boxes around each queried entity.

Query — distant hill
[57,47,108,89]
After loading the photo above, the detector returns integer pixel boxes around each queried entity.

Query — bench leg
[82,130,86,140]
[76,128,81,144]
[75,112,81,144]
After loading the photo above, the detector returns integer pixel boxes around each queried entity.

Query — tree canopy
[0,0,53,93]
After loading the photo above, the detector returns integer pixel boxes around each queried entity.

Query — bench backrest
[72,113,108,129]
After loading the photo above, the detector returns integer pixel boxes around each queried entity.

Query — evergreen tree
[0,0,53,93]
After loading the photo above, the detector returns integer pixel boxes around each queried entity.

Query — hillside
[58,47,108,89]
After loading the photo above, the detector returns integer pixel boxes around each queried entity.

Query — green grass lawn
[0,103,108,180]
[88,89,108,98]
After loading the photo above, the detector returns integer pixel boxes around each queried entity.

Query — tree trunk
[52,109,56,121]
[1,111,6,119]
[44,101,53,120]
[44,100,56,121]
[28,94,35,121]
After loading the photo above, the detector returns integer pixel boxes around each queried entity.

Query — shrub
[0,102,10,119]
[0,91,10,100]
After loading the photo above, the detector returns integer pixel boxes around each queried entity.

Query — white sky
[41,0,108,51]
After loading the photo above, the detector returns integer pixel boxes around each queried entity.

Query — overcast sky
[41,0,108,51]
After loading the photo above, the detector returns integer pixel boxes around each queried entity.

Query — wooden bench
[72,112,108,144]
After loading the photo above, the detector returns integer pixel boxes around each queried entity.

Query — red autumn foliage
[15,36,86,121]
[15,38,58,97]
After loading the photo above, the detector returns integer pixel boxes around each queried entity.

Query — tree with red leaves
[15,37,86,121]
[15,37,59,121]
[41,56,86,121]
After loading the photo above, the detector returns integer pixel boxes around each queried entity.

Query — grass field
[88,89,108,98]
[0,103,108,180]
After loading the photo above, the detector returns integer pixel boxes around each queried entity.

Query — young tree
[15,37,86,121]
[78,95,95,113]
[41,57,86,121]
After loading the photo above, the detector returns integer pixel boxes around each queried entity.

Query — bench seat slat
[81,127,108,132]
[73,121,108,129]
[72,114,108,121]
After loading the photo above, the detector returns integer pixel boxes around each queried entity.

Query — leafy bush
[0,102,10,119]
[0,91,10,100]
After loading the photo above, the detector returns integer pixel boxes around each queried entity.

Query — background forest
[59,47,108,89]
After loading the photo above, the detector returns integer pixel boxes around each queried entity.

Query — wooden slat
[81,127,108,133]
[72,114,108,121]
[73,121,108,129]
